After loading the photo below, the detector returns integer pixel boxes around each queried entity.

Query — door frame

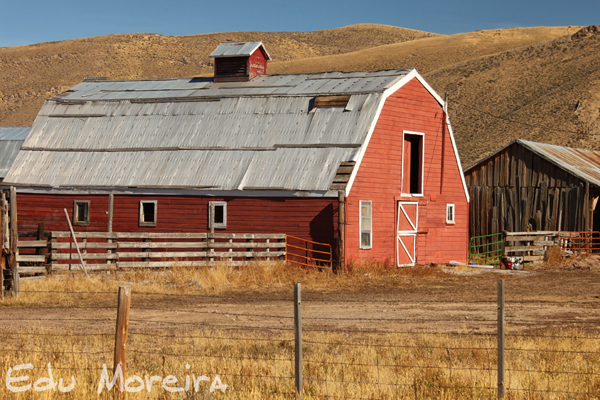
[397,201,419,267]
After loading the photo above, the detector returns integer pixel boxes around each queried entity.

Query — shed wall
[465,144,594,239]
[345,78,469,266]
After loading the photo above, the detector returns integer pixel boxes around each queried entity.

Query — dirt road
[3,260,600,336]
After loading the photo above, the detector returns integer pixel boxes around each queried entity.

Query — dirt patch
[3,266,600,336]
[557,255,600,271]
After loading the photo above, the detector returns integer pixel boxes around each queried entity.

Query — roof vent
[209,41,271,83]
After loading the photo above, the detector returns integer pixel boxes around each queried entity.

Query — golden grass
[1,260,445,307]
[3,263,599,398]
[2,327,599,399]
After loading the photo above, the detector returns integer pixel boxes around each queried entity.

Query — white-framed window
[360,200,372,249]
[446,204,456,224]
[139,200,157,227]
[401,131,425,196]
[73,200,90,226]
[209,201,227,230]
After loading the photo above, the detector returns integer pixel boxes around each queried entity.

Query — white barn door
[397,201,418,267]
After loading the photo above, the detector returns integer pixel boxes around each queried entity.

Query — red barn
[3,41,469,267]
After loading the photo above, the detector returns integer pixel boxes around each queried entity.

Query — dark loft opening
[142,202,155,223]
[214,204,224,225]
[404,134,423,194]
[74,201,90,225]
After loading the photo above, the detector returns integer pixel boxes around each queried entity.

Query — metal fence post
[114,286,131,399]
[294,282,303,399]
[497,279,505,398]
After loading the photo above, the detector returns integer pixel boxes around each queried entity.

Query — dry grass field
[2,258,600,398]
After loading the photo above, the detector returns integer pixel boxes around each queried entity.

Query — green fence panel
[469,232,504,265]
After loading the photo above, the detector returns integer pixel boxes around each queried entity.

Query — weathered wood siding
[16,194,339,258]
[345,78,469,265]
[465,142,595,240]
[248,49,268,79]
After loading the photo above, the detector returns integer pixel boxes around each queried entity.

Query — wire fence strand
[2,287,600,399]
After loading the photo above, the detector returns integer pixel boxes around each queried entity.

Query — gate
[469,232,504,265]
[559,231,600,256]
[285,235,332,269]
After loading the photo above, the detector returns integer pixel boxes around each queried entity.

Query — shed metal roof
[0,127,30,179]
[4,69,439,194]
[466,139,600,188]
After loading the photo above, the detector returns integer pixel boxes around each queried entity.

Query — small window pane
[214,205,224,225]
[209,201,227,229]
[360,201,372,249]
[446,204,455,224]
[74,201,90,225]
[361,232,371,247]
[143,203,155,223]
[139,201,157,227]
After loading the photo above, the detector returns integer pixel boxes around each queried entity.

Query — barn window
[139,200,157,227]
[209,201,227,230]
[446,204,456,224]
[73,200,90,226]
[360,200,372,249]
[402,132,424,196]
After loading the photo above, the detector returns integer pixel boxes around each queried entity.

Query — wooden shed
[3,41,469,268]
[464,139,600,240]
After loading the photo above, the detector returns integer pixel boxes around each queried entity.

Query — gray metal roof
[466,139,600,188]
[0,126,30,141]
[4,69,417,192]
[521,140,600,187]
[209,41,272,60]
[0,127,30,179]
[58,70,411,101]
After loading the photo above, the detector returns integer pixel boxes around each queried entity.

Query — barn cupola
[209,41,271,82]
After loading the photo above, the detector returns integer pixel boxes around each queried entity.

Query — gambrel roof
[4,68,464,197]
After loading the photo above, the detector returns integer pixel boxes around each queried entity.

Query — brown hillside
[270,26,579,74]
[426,25,600,166]
[2,24,597,168]
[0,24,439,126]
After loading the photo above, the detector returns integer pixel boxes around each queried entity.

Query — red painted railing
[285,235,332,269]
[558,231,600,256]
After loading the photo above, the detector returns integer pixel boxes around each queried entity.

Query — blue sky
[1,0,598,48]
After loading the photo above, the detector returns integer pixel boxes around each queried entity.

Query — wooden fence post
[294,282,303,399]
[498,279,505,398]
[114,286,131,399]
[338,190,345,272]
[9,186,19,297]
[63,208,89,277]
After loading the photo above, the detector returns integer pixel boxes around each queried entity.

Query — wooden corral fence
[12,230,336,282]
[1,188,19,298]
[503,231,558,264]
[45,232,286,271]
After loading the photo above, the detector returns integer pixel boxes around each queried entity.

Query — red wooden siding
[248,49,268,79]
[16,194,339,258]
[345,78,469,265]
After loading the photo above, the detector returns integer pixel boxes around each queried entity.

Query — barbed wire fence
[1,280,600,398]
